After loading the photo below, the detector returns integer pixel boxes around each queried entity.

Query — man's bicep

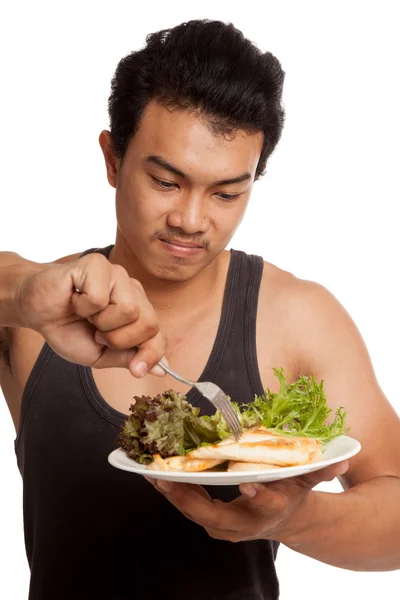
[0,250,81,268]
[0,251,79,379]
[53,252,82,264]
[296,282,400,487]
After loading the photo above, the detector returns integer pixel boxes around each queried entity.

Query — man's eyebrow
[214,172,252,186]
[146,155,186,178]
[145,155,252,186]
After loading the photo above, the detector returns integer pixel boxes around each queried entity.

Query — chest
[92,309,299,415]
[92,310,223,413]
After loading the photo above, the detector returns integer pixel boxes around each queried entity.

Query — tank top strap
[80,245,114,258]
[191,249,265,410]
[241,251,265,397]
[227,249,265,399]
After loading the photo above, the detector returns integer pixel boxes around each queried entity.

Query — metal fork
[158,360,243,441]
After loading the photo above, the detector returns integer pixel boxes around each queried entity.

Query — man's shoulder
[53,245,113,264]
[260,259,325,298]
[53,251,83,264]
[259,259,339,324]
[258,260,354,376]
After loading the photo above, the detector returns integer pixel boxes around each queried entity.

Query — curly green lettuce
[239,368,349,441]
[117,369,349,464]
[116,390,225,464]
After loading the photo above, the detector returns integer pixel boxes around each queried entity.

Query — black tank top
[15,246,280,600]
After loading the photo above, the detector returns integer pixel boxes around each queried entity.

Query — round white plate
[108,435,361,485]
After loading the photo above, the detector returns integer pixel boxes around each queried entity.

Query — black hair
[108,19,285,178]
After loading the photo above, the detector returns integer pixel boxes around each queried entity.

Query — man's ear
[99,130,119,188]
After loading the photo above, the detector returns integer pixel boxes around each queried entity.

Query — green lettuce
[239,368,349,441]
[117,390,224,464]
[117,369,349,464]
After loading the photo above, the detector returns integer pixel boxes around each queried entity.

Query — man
[0,18,399,600]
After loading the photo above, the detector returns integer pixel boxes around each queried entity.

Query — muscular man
[1,19,399,600]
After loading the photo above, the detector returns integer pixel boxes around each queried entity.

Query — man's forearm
[0,253,39,327]
[279,476,400,571]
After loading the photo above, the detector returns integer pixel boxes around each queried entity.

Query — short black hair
[108,19,285,179]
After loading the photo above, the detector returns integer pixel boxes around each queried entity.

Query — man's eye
[218,193,240,201]
[152,177,177,190]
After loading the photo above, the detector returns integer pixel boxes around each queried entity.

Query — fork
[158,360,243,442]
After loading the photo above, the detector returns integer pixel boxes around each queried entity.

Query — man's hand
[16,252,166,377]
[146,461,349,543]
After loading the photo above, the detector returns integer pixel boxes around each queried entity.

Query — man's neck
[108,239,230,316]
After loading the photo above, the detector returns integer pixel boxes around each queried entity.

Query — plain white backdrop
[1,1,399,598]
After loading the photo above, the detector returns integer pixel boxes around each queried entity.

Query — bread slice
[147,454,226,472]
[187,427,322,466]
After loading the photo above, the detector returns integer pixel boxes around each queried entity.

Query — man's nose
[166,192,209,234]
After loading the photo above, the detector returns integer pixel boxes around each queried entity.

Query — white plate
[108,435,361,485]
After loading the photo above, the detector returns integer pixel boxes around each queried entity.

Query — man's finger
[146,480,214,524]
[70,254,111,318]
[205,527,254,543]
[93,316,159,351]
[238,460,349,517]
[296,460,349,488]
[89,302,140,332]
[149,480,211,501]
[148,356,169,377]
[238,481,290,518]
[147,363,168,377]
[152,481,255,532]
[128,332,166,377]
[92,346,139,370]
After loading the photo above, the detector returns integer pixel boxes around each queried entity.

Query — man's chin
[141,249,212,282]
[152,260,205,282]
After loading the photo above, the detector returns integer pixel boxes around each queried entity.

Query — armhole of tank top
[14,342,54,451]
[244,255,265,397]
[80,245,114,259]
[13,245,113,452]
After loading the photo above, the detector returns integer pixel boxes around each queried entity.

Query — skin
[1,99,400,570]
[101,101,258,285]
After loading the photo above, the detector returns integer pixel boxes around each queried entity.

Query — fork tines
[212,391,243,441]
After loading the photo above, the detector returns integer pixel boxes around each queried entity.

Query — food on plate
[147,455,226,472]
[227,461,281,472]
[187,427,323,466]
[117,368,349,472]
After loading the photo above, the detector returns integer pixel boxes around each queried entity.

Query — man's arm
[279,281,400,570]
[148,278,400,572]
[0,252,43,381]
[0,252,42,328]
[0,249,166,385]
[0,251,82,376]
[282,472,400,570]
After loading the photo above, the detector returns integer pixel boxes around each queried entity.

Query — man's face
[103,100,263,281]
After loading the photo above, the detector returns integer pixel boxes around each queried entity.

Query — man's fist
[17,253,166,377]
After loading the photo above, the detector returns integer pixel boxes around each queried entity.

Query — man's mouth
[160,238,203,248]
[158,238,205,256]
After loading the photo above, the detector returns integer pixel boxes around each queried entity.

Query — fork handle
[158,360,195,387]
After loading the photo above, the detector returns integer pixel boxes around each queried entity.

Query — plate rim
[108,435,361,480]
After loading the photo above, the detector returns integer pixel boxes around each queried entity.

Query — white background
[1,1,399,598]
